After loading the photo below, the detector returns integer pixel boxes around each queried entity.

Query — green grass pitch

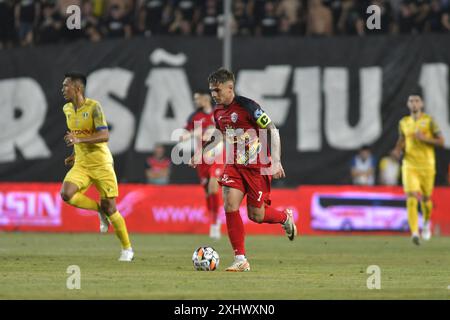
[1,232,450,299]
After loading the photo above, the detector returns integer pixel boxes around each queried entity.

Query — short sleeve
[93,103,108,131]
[430,117,441,136]
[398,121,404,137]
[236,96,272,129]
[184,112,196,131]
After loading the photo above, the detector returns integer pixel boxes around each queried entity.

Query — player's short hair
[194,90,209,96]
[207,68,235,85]
[408,88,423,99]
[64,72,87,88]
[408,93,423,99]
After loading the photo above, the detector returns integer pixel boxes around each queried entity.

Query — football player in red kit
[181,92,224,239]
[190,68,297,272]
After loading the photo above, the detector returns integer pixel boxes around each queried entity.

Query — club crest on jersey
[231,112,238,123]
[82,112,89,119]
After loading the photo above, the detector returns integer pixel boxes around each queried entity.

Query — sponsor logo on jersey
[71,129,95,135]
[82,112,89,119]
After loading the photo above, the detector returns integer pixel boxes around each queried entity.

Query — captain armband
[256,113,271,129]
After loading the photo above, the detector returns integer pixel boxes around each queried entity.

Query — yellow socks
[67,194,131,250]
[407,197,419,235]
[421,200,433,223]
[109,211,132,250]
[67,192,99,211]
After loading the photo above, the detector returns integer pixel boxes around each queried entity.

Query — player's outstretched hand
[189,152,201,169]
[64,131,79,147]
[64,155,75,167]
[272,162,286,179]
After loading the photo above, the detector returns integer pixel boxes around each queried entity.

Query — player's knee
[100,202,116,216]
[208,186,216,195]
[224,203,237,212]
[60,190,73,202]
[248,211,264,224]
[208,182,219,194]
[407,192,419,200]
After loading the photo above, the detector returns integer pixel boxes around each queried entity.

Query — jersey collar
[72,99,89,112]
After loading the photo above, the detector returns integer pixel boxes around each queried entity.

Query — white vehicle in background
[311,192,423,231]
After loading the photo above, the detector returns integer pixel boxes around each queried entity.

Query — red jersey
[184,109,215,147]
[145,156,171,171]
[213,95,272,168]
[185,108,224,165]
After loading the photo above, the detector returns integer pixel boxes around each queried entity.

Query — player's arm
[239,96,285,178]
[392,136,405,159]
[64,148,75,167]
[267,121,285,179]
[393,121,406,159]
[180,113,202,142]
[65,129,109,146]
[65,103,110,146]
[189,130,223,168]
[179,130,193,142]
[415,118,445,147]
[415,131,444,147]
[247,99,285,179]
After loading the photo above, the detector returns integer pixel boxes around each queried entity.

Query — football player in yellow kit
[60,72,133,261]
[394,94,444,246]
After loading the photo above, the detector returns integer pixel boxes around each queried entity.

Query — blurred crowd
[1,0,450,49]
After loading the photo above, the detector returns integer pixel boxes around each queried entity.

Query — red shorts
[196,163,224,187]
[218,165,271,208]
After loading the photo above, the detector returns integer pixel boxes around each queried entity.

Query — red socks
[224,207,286,257]
[225,210,245,256]
[207,193,220,224]
[262,206,287,224]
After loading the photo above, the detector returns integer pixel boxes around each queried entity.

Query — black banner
[0,35,449,185]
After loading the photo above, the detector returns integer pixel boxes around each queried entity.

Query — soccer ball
[192,246,219,271]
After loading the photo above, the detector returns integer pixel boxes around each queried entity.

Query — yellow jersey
[399,113,440,170]
[63,98,113,168]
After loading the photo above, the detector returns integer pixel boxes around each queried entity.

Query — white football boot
[225,257,250,272]
[422,221,432,241]
[119,248,134,262]
[282,209,297,241]
[98,211,110,233]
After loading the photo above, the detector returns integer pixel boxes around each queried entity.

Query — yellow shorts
[63,163,119,198]
[402,166,435,197]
